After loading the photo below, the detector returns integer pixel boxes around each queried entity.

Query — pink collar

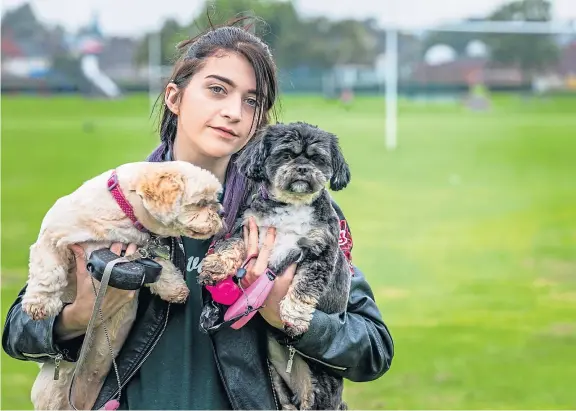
[107,170,150,234]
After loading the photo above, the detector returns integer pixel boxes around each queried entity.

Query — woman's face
[165,51,262,160]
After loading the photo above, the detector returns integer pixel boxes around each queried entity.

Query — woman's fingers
[69,244,89,279]
[247,217,260,255]
[253,227,276,274]
[110,242,124,256]
[243,225,249,253]
[242,227,276,287]
[108,242,139,257]
[125,243,138,256]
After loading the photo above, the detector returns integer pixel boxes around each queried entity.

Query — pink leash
[224,267,276,329]
[205,253,276,329]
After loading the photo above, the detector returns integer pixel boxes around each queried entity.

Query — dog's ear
[236,132,269,182]
[135,170,185,224]
[329,134,351,191]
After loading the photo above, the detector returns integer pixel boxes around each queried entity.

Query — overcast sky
[3,0,576,37]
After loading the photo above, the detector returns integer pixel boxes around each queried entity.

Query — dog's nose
[218,208,225,217]
[296,166,308,174]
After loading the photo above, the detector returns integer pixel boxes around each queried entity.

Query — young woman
[2,19,394,410]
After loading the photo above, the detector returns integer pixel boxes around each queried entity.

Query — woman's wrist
[54,303,87,341]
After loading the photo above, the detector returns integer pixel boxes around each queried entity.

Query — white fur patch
[245,204,314,268]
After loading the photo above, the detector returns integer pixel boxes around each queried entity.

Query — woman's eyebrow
[205,74,257,94]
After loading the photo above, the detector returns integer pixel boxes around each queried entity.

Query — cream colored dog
[21,160,224,410]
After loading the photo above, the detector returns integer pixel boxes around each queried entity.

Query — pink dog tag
[205,277,242,305]
[205,253,258,306]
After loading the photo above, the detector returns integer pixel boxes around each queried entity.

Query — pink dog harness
[107,170,150,234]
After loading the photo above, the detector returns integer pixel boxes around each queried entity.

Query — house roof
[1,37,22,57]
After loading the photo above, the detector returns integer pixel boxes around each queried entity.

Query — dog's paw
[279,296,315,337]
[22,296,63,320]
[149,277,190,304]
[147,261,190,303]
[164,283,190,304]
[283,320,310,338]
[198,253,238,286]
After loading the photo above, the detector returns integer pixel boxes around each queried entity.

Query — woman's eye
[209,85,225,94]
[245,97,258,107]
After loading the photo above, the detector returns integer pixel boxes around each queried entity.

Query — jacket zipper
[22,351,67,380]
[266,358,280,410]
[53,353,63,380]
[286,345,348,372]
[175,236,184,257]
[209,342,280,411]
[95,303,171,409]
[285,345,296,373]
[208,338,238,409]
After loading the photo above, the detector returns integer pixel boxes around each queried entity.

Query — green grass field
[2,93,575,410]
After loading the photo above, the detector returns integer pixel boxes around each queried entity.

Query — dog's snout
[296,165,308,174]
[217,208,225,217]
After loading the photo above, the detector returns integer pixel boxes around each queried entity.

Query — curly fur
[199,122,352,409]
[23,160,224,410]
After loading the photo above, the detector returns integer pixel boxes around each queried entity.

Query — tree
[482,0,559,79]
[1,3,43,40]
[134,18,190,65]
[133,0,380,70]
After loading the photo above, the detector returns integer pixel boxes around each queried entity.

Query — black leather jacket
[2,209,394,410]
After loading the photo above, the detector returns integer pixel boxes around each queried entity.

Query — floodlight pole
[385,26,398,151]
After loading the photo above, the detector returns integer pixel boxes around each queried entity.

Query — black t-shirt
[122,236,232,410]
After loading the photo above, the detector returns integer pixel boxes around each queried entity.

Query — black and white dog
[199,122,353,410]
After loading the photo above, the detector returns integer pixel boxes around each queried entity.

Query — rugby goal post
[384,20,576,151]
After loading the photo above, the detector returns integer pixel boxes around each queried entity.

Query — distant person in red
[340,87,354,110]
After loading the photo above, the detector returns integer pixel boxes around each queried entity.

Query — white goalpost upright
[385,27,399,151]
[384,20,576,151]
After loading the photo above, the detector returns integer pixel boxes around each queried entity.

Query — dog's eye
[311,155,326,165]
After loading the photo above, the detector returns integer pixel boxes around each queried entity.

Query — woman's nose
[221,97,243,122]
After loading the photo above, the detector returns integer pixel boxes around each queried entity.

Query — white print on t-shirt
[187,255,204,274]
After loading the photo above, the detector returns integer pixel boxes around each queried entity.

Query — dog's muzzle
[286,168,324,193]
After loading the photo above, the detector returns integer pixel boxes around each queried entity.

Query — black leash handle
[86,248,163,290]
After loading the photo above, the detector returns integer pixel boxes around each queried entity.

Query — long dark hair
[147,16,279,237]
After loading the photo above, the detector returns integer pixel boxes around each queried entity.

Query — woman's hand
[241,218,296,329]
[54,243,138,341]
